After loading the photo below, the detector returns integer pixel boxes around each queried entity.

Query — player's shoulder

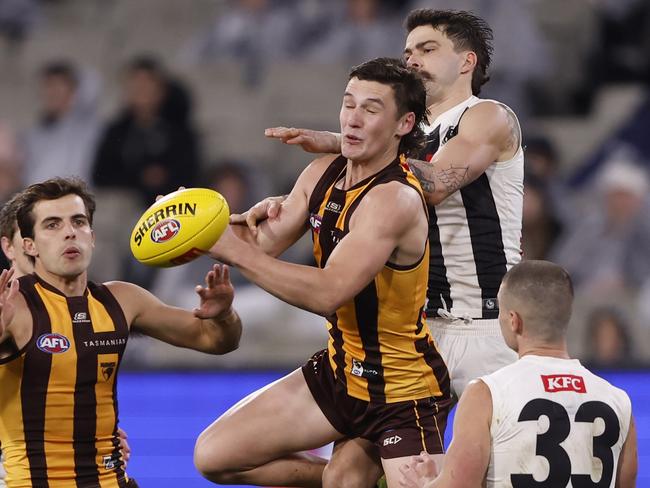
[303,153,340,177]
[363,179,424,217]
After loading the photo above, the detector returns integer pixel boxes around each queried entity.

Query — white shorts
[426,317,517,400]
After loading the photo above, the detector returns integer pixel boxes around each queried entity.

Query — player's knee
[193,431,239,482]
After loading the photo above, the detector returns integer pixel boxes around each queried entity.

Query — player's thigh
[381,453,443,488]
[323,438,383,488]
[195,368,342,468]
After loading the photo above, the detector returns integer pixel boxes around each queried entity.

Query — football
[130,188,230,267]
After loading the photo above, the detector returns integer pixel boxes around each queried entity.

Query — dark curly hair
[348,57,427,157]
[405,9,494,95]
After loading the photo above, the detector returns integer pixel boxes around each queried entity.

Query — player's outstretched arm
[401,380,492,488]
[107,264,241,354]
[211,182,424,316]
[265,126,341,154]
[616,415,638,488]
[226,154,336,257]
[407,101,519,206]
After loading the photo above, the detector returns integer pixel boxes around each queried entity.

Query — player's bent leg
[194,368,343,486]
[322,438,383,488]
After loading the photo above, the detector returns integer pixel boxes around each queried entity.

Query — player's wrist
[213,306,237,323]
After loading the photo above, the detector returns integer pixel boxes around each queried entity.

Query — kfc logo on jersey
[37,333,71,354]
[541,374,586,393]
[309,213,322,233]
[151,218,180,243]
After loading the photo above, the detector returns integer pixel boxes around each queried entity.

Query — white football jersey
[481,355,632,488]
[420,96,523,320]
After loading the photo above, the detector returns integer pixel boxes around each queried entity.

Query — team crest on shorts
[37,333,71,354]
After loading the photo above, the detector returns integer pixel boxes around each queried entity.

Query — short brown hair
[501,260,574,341]
[349,57,427,157]
[405,9,493,95]
[16,177,96,240]
[0,192,22,240]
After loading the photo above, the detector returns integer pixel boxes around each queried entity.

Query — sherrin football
[130,188,229,267]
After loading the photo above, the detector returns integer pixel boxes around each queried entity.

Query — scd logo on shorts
[37,333,71,354]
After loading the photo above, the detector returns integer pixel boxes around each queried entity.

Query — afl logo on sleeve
[37,333,71,354]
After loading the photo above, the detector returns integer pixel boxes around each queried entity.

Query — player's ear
[460,51,477,75]
[23,237,38,258]
[511,311,524,336]
[1,236,14,261]
[396,112,416,137]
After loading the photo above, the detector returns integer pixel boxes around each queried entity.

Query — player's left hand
[207,225,243,266]
[398,452,439,488]
[193,264,235,320]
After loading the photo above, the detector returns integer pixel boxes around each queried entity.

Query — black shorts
[302,350,452,459]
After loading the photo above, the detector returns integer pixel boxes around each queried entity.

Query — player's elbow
[424,189,449,206]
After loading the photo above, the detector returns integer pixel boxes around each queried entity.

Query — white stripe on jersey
[422,96,523,319]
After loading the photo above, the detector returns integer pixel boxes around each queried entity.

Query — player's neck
[344,149,398,189]
[35,265,88,297]
[426,86,473,124]
[518,341,571,360]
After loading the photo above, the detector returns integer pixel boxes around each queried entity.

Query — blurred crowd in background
[0,0,649,370]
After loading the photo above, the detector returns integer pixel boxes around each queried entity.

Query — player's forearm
[407,158,470,206]
[327,132,342,153]
[202,307,242,354]
[233,246,341,316]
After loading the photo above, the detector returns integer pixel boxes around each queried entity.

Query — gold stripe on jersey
[0,359,30,485]
[310,156,450,404]
[36,282,78,483]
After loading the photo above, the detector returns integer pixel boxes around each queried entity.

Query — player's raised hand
[398,452,439,488]
[0,268,18,336]
[193,264,235,320]
[265,127,340,154]
[230,195,287,235]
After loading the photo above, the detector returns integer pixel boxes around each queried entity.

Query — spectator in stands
[301,0,403,66]
[521,171,562,260]
[551,157,650,296]
[23,60,100,185]
[92,55,200,207]
[179,0,299,85]
[0,0,38,53]
[583,306,636,369]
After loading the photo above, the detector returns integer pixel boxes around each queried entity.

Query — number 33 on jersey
[481,355,632,487]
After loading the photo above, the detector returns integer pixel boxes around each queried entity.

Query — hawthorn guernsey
[130,188,230,267]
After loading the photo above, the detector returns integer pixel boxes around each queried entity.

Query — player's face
[404,26,470,105]
[340,78,412,164]
[1,227,34,277]
[23,194,95,279]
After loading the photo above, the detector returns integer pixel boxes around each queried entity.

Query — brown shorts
[302,350,452,459]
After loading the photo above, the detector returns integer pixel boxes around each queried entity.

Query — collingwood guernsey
[420,95,523,320]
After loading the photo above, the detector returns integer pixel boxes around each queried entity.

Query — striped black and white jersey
[420,96,523,320]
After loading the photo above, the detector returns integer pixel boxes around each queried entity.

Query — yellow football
[130,188,229,267]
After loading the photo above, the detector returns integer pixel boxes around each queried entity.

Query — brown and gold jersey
[0,275,130,488]
[309,155,450,404]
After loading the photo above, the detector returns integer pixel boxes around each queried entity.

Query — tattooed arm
[408,101,520,206]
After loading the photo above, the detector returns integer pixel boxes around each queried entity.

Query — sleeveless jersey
[0,275,130,488]
[481,355,632,488]
[421,96,523,319]
[308,155,450,404]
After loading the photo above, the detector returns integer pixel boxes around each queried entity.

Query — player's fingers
[267,200,281,219]
[222,265,230,283]
[245,211,259,234]
[212,264,223,283]
[229,212,247,225]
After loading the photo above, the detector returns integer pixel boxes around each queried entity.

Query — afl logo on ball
[37,333,71,354]
[151,219,180,243]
